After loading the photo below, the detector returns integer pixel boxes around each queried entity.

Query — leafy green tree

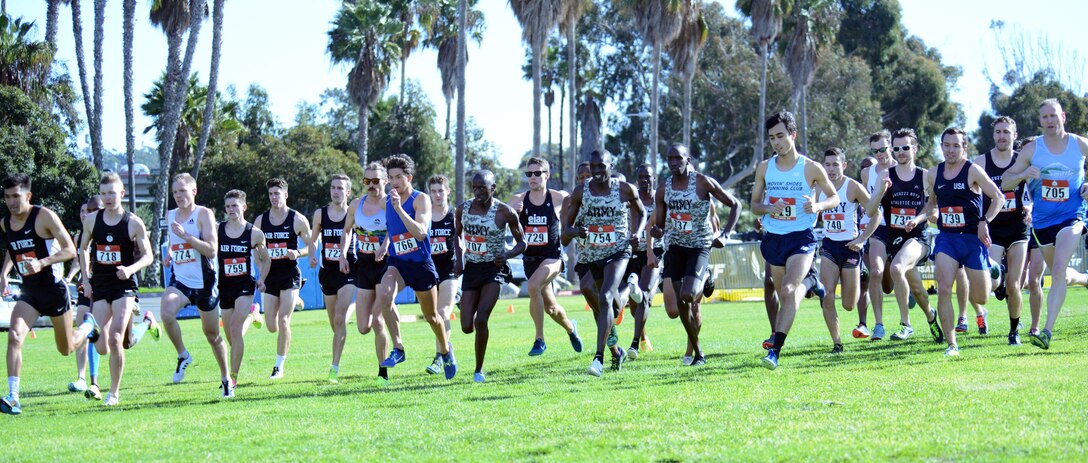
[975,72,1088,150]
[367,82,451,188]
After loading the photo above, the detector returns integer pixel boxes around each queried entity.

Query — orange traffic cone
[30,329,37,339]
[450,311,457,321]
[585,304,591,311]
[507,304,515,314]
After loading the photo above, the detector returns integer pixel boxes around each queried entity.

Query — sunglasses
[870,146,889,154]
[891,145,913,152]
[362,178,382,185]
[524,171,546,178]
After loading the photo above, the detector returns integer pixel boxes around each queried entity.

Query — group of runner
[2,99,1085,415]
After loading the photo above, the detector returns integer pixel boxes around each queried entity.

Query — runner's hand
[339,255,350,274]
[116,265,132,280]
[309,253,318,269]
[978,222,992,248]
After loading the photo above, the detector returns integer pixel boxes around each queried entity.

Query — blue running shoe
[872,323,886,341]
[569,320,583,353]
[607,325,618,347]
[1,395,20,415]
[1029,329,1051,350]
[908,293,916,310]
[380,348,406,368]
[442,350,457,380]
[473,372,485,383]
[761,350,779,370]
[528,339,546,356]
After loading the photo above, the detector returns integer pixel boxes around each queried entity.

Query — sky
[9,0,1088,169]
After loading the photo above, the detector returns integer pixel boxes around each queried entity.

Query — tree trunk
[756,43,768,162]
[151,30,184,290]
[70,0,97,171]
[45,0,59,48]
[356,104,369,166]
[650,46,660,172]
[546,97,553,183]
[400,56,407,106]
[566,23,576,192]
[531,39,542,158]
[444,94,451,141]
[91,0,106,170]
[123,0,135,212]
[557,83,564,189]
[682,73,693,148]
[799,84,808,155]
[193,0,224,180]
[455,0,467,205]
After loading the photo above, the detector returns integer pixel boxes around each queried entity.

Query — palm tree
[393,0,426,106]
[784,0,835,153]
[327,0,402,166]
[621,0,684,173]
[66,0,103,169]
[424,0,482,141]
[665,0,707,148]
[509,0,562,159]
[91,0,108,169]
[0,14,54,100]
[123,0,135,209]
[45,0,61,47]
[192,0,223,180]
[143,72,241,175]
[559,0,586,188]
[455,0,467,203]
[738,0,789,166]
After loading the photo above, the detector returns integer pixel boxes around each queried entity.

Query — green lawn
[5,291,1088,462]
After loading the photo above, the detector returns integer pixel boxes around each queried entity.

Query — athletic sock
[331,365,339,373]
[8,376,18,399]
[630,340,639,350]
[77,316,94,336]
[772,332,788,355]
[221,375,231,382]
[131,320,149,343]
[179,349,191,360]
[378,367,388,380]
[275,355,286,369]
[89,346,100,378]
[1011,317,1020,334]
[593,353,604,363]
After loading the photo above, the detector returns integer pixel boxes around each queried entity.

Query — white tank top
[762,155,817,234]
[863,164,884,226]
[168,207,214,289]
[818,179,858,241]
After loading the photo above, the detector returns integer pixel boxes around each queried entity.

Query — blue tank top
[935,161,983,234]
[762,155,817,234]
[386,190,432,263]
[1029,136,1086,228]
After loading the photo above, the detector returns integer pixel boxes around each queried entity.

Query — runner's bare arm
[749,160,773,216]
[1001,142,1038,191]
[499,203,526,266]
[806,161,839,214]
[126,216,155,277]
[310,209,324,268]
[39,208,76,266]
[701,174,741,237]
[295,212,312,259]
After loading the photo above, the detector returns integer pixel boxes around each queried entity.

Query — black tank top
[520,189,561,257]
[3,206,58,287]
[320,206,350,268]
[881,166,927,241]
[936,162,984,234]
[983,151,1025,227]
[218,221,254,286]
[430,208,455,268]
[260,209,298,274]
[91,210,136,276]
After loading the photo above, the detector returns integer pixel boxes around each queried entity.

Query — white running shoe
[103,392,119,406]
[681,355,694,366]
[222,379,235,399]
[587,359,603,377]
[68,378,88,393]
[269,366,284,379]
[172,354,193,383]
[627,273,643,303]
[626,347,639,361]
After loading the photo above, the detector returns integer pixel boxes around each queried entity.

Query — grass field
[4,290,1088,462]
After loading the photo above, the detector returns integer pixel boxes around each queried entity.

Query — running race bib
[170,243,197,265]
[15,252,37,276]
[1001,192,1016,212]
[223,257,248,277]
[430,236,448,255]
[1042,180,1069,202]
[524,226,548,246]
[323,243,342,260]
[588,225,617,247]
[940,206,966,228]
[357,234,380,254]
[822,212,846,234]
[890,208,916,230]
[465,235,487,256]
[267,242,289,260]
[391,233,419,255]
[95,244,122,265]
[669,212,694,234]
[769,197,797,221]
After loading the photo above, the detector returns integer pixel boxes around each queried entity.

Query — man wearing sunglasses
[856,128,942,344]
[1001,98,1088,350]
[852,130,894,340]
[508,157,582,357]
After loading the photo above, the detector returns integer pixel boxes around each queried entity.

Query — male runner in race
[456,170,526,382]
[855,131,894,339]
[425,174,460,375]
[1001,98,1088,349]
[625,164,664,359]
[217,189,266,395]
[2,174,98,415]
[751,113,837,369]
[78,173,155,406]
[159,174,228,392]
[309,174,357,383]
[255,178,313,379]
[508,157,582,357]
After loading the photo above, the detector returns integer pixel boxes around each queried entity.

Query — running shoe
[761,350,779,370]
[690,355,706,366]
[1008,331,1021,346]
[380,348,406,368]
[852,324,871,339]
[442,350,458,380]
[994,282,1007,301]
[569,320,583,353]
[1029,327,1040,337]
[172,354,192,383]
[425,354,441,375]
[762,334,774,350]
[830,344,844,355]
[627,273,643,303]
[614,306,625,325]
[68,378,88,393]
[681,355,693,366]
[249,304,263,330]
[890,323,913,340]
[473,372,485,383]
[102,392,119,406]
[626,346,639,361]
[375,376,389,387]
[587,358,604,377]
[84,384,101,400]
[928,311,945,344]
[327,367,339,384]
[872,324,886,341]
[976,309,989,335]
[607,326,618,348]
[955,317,968,333]
[1029,329,1051,350]
[528,339,547,357]
[639,337,653,353]
[802,267,824,299]
[944,344,960,357]
[85,312,101,343]
[269,366,284,380]
[702,268,716,299]
[144,311,161,341]
[908,293,916,310]
[610,348,628,371]
[221,379,235,398]
[0,394,20,415]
